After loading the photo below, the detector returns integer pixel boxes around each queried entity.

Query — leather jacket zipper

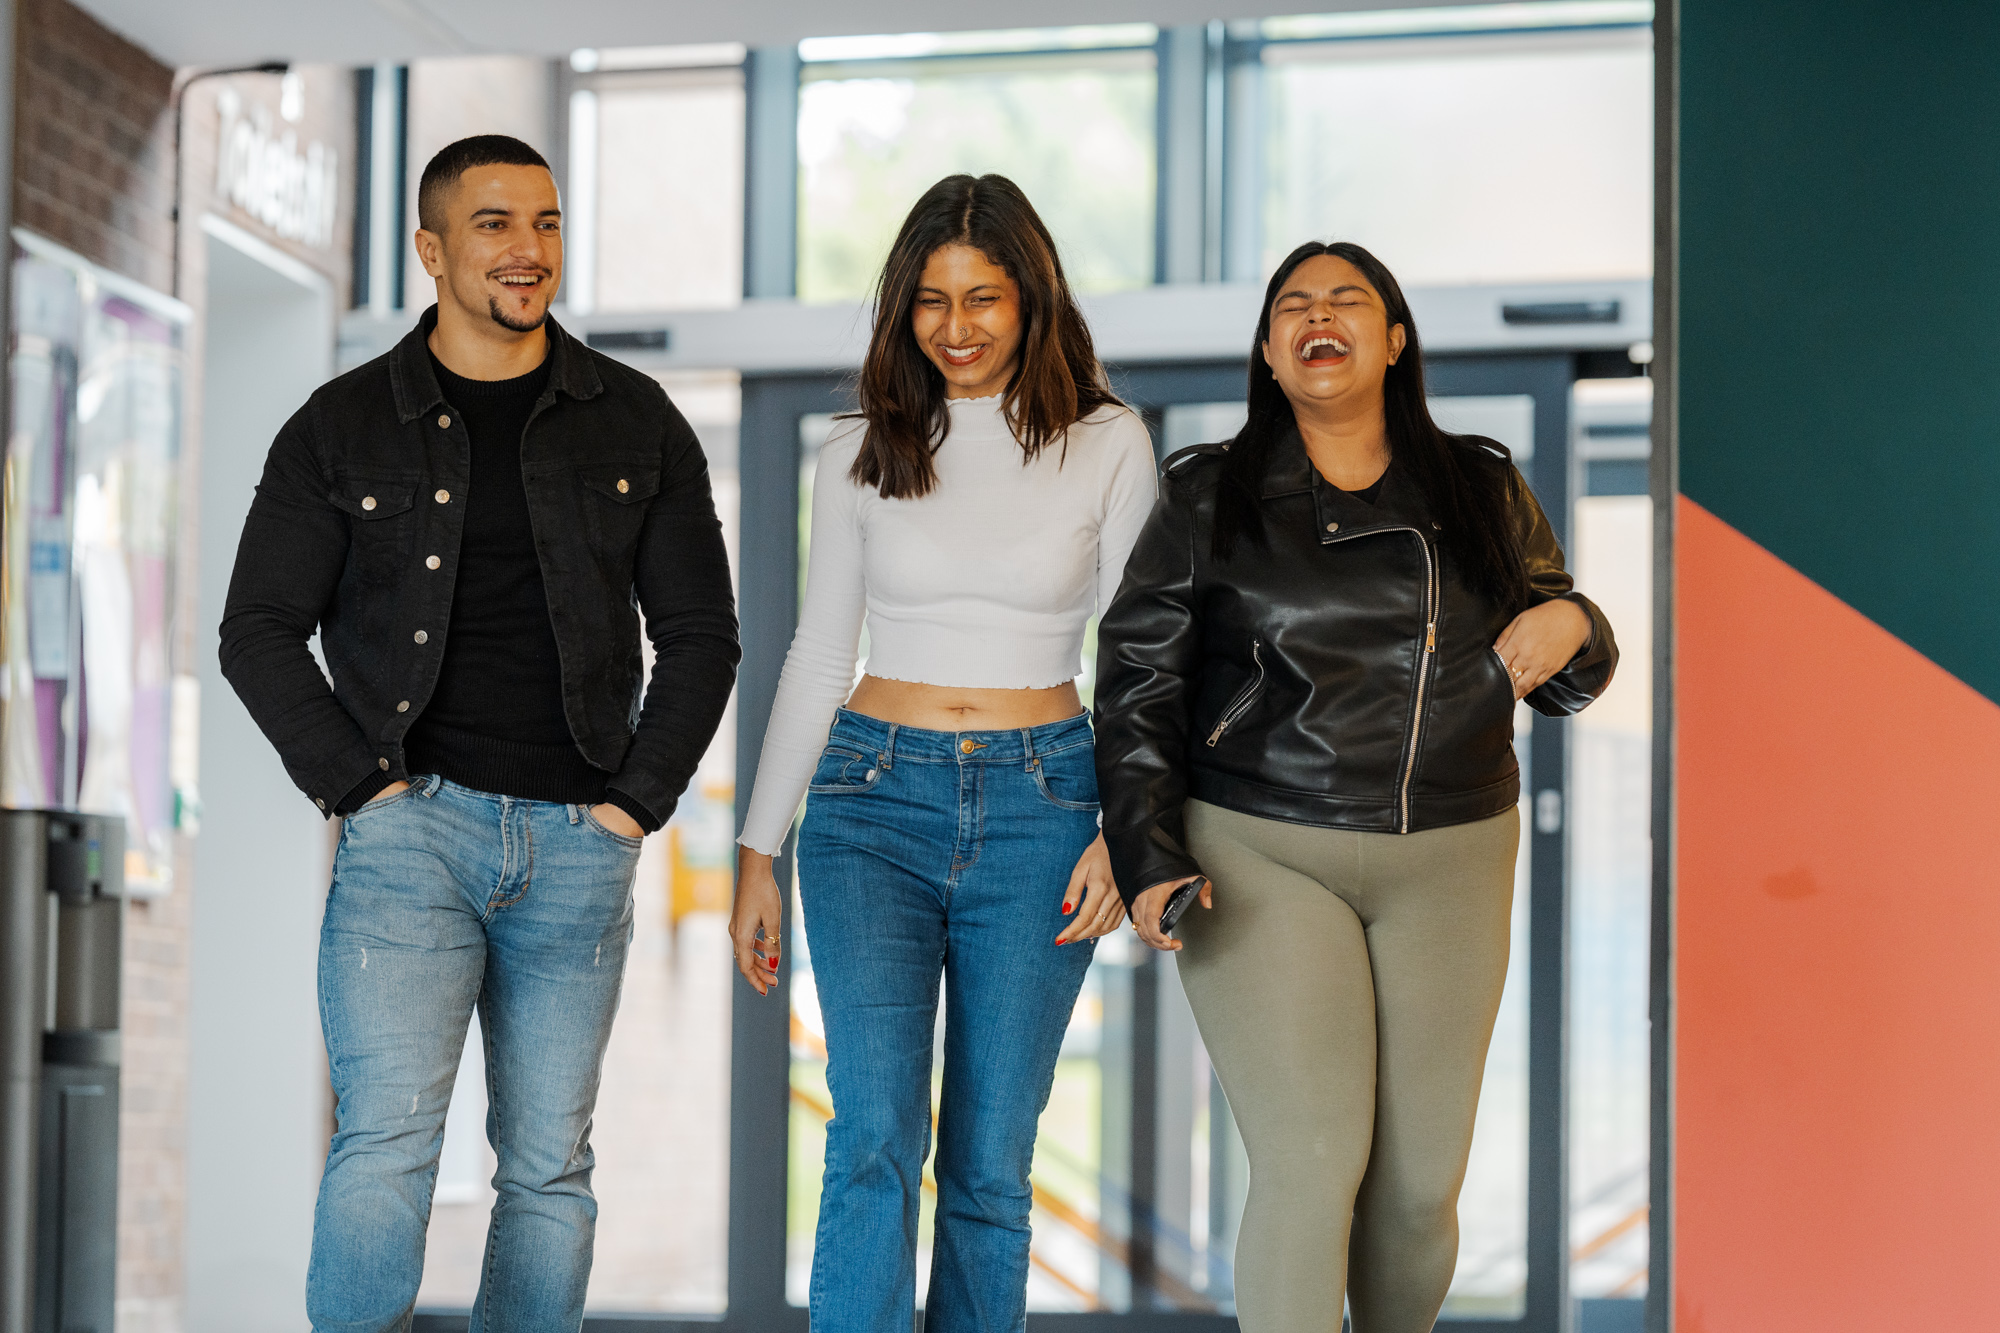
[1207,639,1265,746]
[1396,534,1439,831]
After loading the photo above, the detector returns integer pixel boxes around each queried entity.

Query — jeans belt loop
[1022,725,1038,772]
[419,773,442,797]
[880,723,898,771]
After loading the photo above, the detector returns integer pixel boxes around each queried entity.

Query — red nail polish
[1054,935,1066,945]
[1062,902,1073,913]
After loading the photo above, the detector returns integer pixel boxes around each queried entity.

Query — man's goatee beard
[488,298,548,333]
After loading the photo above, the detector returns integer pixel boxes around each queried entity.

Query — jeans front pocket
[342,778,420,824]
[580,805,645,848]
[807,746,883,795]
[1030,747,1100,812]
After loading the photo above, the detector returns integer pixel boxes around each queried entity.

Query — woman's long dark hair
[849,174,1122,499]
[1214,240,1530,612]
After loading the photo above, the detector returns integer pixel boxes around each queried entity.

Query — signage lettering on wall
[213,82,339,251]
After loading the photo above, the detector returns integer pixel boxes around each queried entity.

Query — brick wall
[11,7,353,1331]
[13,0,175,290]
[12,5,185,1329]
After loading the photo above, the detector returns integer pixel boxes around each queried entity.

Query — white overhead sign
[213,82,339,251]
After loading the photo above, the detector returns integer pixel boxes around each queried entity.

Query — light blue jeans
[799,710,1101,1333]
[306,774,643,1333]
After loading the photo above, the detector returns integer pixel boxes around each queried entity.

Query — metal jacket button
[617,478,630,494]
[316,797,327,810]
[414,630,428,644]
[438,414,451,428]
[396,701,409,712]
[361,496,377,511]
[1325,522,1339,533]
[426,555,441,570]
[434,489,451,504]
[378,758,390,770]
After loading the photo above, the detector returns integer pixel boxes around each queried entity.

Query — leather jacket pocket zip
[1396,535,1440,831]
[1207,639,1266,746]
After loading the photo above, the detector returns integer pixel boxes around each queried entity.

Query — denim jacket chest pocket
[329,475,419,589]
[573,463,663,548]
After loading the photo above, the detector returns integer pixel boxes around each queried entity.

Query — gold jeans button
[960,738,975,754]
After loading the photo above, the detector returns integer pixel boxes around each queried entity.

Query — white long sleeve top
[738,395,1158,854]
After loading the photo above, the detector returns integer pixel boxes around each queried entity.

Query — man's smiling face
[418,163,563,334]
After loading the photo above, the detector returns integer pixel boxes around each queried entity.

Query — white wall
[185,224,336,1331]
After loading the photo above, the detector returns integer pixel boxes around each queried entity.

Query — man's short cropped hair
[417,134,552,233]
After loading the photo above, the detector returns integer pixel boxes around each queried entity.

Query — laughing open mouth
[1298,335,1351,363]
[940,343,987,366]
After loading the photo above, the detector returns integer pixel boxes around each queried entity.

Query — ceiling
[76,0,1496,67]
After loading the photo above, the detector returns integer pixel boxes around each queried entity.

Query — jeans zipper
[1396,534,1439,831]
[1207,639,1265,746]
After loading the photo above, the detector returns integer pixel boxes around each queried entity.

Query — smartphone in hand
[1158,876,1209,936]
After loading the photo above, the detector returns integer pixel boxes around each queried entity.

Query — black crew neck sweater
[338,349,648,828]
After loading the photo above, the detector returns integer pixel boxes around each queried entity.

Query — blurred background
[0,2,1657,1330]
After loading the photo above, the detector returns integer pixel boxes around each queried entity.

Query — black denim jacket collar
[386,304,604,425]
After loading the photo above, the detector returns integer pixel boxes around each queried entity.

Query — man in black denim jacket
[219,135,737,1330]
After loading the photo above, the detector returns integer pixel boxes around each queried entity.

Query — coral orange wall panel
[1675,497,2000,1329]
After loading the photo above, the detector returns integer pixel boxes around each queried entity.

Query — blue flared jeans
[798,709,1101,1333]
[306,774,643,1333]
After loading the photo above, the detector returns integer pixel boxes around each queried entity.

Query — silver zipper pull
[1207,720,1227,746]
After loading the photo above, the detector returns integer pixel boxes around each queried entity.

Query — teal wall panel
[1679,0,2000,703]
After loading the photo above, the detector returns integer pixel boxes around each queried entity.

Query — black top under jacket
[1092,429,1617,903]
[218,305,740,831]
[386,349,626,816]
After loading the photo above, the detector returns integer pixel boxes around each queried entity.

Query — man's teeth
[1301,337,1350,359]
[498,275,539,286]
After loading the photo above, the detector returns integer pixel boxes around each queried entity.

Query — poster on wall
[1,230,190,895]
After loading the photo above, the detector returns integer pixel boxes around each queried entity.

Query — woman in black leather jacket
[1093,240,1615,1332]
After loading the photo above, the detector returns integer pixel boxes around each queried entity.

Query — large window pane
[797,42,1157,304]
[1262,25,1652,285]
[572,63,746,312]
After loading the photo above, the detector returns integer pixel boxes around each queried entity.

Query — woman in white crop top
[732,175,1155,1332]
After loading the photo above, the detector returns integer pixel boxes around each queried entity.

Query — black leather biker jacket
[1094,429,1616,902]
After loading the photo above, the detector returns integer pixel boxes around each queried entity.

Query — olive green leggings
[1177,800,1520,1333]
